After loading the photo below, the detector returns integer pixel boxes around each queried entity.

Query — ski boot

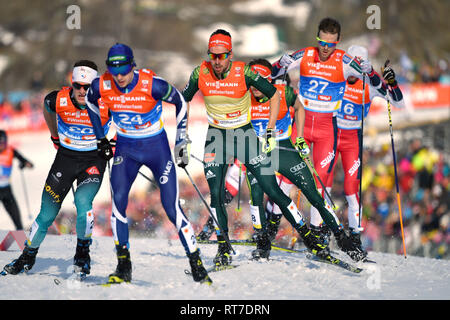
[266,212,282,242]
[297,224,329,257]
[73,238,92,279]
[2,244,39,275]
[348,229,368,261]
[107,245,132,284]
[310,224,332,246]
[251,230,271,260]
[187,249,213,285]
[197,217,215,241]
[334,228,366,261]
[213,236,232,267]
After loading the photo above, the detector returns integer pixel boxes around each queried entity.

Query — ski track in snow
[0,232,449,300]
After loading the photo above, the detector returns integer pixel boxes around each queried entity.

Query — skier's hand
[279,54,294,68]
[97,137,114,161]
[262,129,276,153]
[382,64,397,86]
[294,137,310,159]
[174,136,191,168]
[360,59,373,74]
[51,135,60,150]
[109,138,117,155]
[19,160,33,170]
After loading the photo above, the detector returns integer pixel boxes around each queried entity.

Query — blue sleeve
[152,76,188,145]
[85,77,106,140]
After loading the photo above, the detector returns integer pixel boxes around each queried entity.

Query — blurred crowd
[396,52,450,85]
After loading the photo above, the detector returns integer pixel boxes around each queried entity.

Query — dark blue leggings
[110,130,197,254]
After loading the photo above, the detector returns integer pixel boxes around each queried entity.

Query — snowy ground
[0,231,449,302]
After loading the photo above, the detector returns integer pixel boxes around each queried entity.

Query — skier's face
[72,83,90,106]
[317,31,339,61]
[208,45,232,77]
[250,86,265,99]
[112,68,134,88]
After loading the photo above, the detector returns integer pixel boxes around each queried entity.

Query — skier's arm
[272,49,304,79]
[85,78,107,140]
[181,66,202,132]
[285,86,305,137]
[13,149,33,169]
[43,91,58,138]
[152,76,188,145]
[244,65,279,129]
[343,54,382,89]
[371,82,406,109]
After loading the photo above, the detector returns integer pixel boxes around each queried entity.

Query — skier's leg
[28,152,74,249]
[2,187,24,230]
[147,131,198,255]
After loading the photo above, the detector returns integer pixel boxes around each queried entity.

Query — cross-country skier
[2,60,110,278]
[85,43,212,285]
[182,29,329,267]
[0,130,33,230]
[272,17,384,243]
[325,45,405,257]
[243,59,358,260]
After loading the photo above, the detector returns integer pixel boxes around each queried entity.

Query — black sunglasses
[73,82,90,90]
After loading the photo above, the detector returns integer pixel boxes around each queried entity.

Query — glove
[174,136,191,168]
[262,129,276,153]
[279,53,295,68]
[382,65,397,86]
[360,59,373,74]
[294,137,310,159]
[97,137,114,161]
[109,138,117,155]
[19,161,33,170]
[51,135,60,150]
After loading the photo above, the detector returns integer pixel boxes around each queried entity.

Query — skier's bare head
[316,18,341,61]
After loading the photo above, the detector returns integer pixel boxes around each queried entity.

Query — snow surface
[0,231,449,301]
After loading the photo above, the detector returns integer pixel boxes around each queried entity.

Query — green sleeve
[244,65,277,98]
[284,86,297,107]
[182,66,200,102]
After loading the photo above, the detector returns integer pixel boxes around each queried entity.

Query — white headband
[72,66,98,84]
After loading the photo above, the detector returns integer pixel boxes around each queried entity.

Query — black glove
[97,137,114,161]
[51,136,60,150]
[19,160,33,170]
[382,60,397,86]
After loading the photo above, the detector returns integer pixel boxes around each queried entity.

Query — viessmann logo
[108,96,147,103]
[205,81,239,89]
[307,62,337,71]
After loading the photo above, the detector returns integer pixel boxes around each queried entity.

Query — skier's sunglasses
[316,36,339,48]
[208,51,231,61]
[72,82,90,90]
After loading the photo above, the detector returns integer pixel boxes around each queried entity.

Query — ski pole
[138,171,158,188]
[383,59,407,259]
[182,167,235,255]
[275,146,338,210]
[358,73,366,229]
[19,169,32,220]
[191,154,206,165]
[235,163,242,213]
